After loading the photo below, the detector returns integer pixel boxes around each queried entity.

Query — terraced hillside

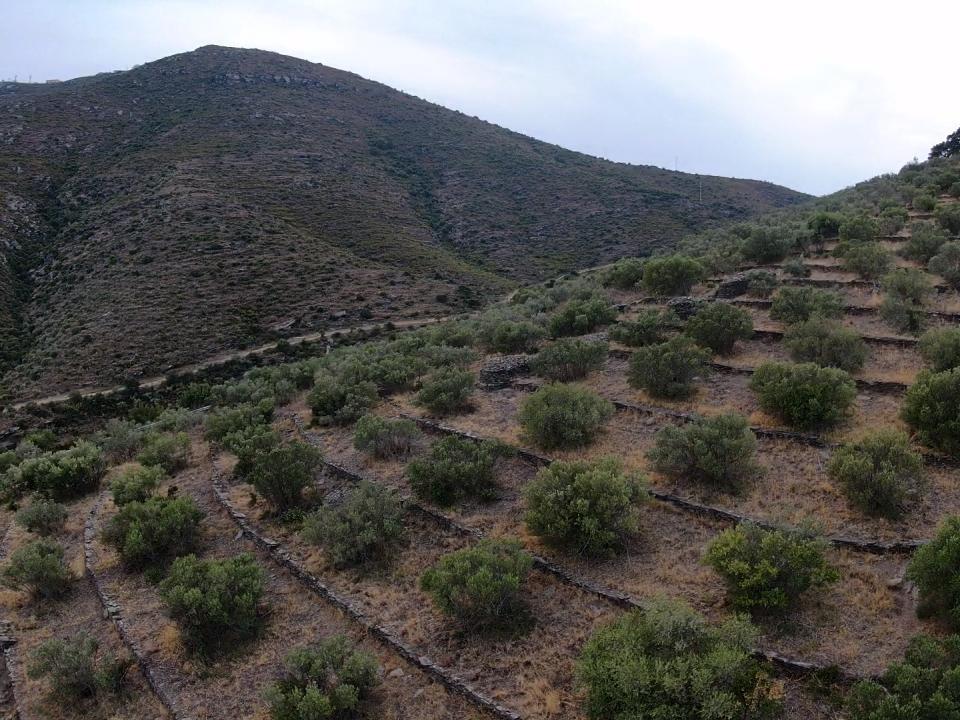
[0,45,807,403]
[4,165,960,718]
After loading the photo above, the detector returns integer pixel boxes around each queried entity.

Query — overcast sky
[2,1,958,195]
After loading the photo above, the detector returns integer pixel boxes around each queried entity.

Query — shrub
[907,517,960,627]
[302,482,406,568]
[478,319,545,354]
[102,496,203,572]
[647,413,758,491]
[518,383,614,449]
[2,538,71,599]
[2,441,106,501]
[307,373,378,426]
[627,335,710,399]
[641,255,705,296]
[919,327,960,371]
[602,257,645,289]
[547,296,617,337]
[929,241,960,288]
[159,553,265,654]
[222,423,281,476]
[750,361,856,429]
[782,258,810,278]
[415,366,475,415]
[880,268,932,335]
[839,214,878,243]
[247,441,322,512]
[847,635,960,720]
[531,339,608,381]
[15,496,68,536]
[742,225,791,263]
[782,316,868,372]
[878,204,909,235]
[683,302,753,355]
[841,242,891,279]
[808,211,843,241]
[705,523,839,613]
[95,419,145,462]
[828,430,925,519]
[902,368,960,454]
[407,436,502,505]
[136,431,189,474]
[607,309,676,346]
[204,399,274,442]
[353,414,420,459]
[913,192,937,212]
[769,287,844,324]
[936,203,960,235]
[578,598,780,720]
[745,269,779,298]
[420,539,532,632]
[903,222,948,262]
[28,634,131,701]
[265,636,379,720]
[524,458,646,557]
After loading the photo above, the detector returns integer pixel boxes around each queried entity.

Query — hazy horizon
[2,1,958,195]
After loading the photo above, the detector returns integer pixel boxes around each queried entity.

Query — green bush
[136,431,189,474]
[782,258,810,278]
[518,383,614,449]
[745,269,779,298]
[28,634,131,701]
[647,413,758,491]
[828,430,925,519]
[602,257,645,289]
[903,221,948,262]
[913,192,937,212]
[415,366,475,415]
[222,423,281,477]
[2,441,106,501]
[2,538,71,599]
[607,309,676,346]
[307,373,378,426]
[902,368,960,454]
[769,287,844,324]
[265,636,379,720]
[878,204,909,235]
[15,496,68,536]
[302,482,406,568]
[808,211,843,241]
[531,339,608,381]
[907,517,960,627]
[547,297,617,337]
[841,242,891,279]
[247,441,322,512]
[627,335,710,399]
[936,203,960,235]
[478,319,545,354]
[705,523,839,613]
[919,327,960,371]
[839,214,878,243]
[749,361,856,429]
[683,302,753,355]
[929,241,960,288]
[641,255,705,296]
[847,634,960,720]
[102,496,203,572]
[880,268,932,335]
[742,225,792,263]
[95,419,144,462]
[783,316,868,372]
[353,414,421,459]
[204,399,274,442]
[420,539,532,632]
[159,553,265,654]
[110,465,164,506]
[524,458,646,557]
[407,436,502,505]
[578,598,780,720]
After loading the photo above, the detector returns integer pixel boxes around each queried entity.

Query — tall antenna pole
[699,176,702,203]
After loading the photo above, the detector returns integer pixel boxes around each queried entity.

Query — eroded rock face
[478,354,531,389]
[666,296,705,319]
[714,273,750,299]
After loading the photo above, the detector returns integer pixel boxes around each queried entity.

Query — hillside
[0,45,806,403]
